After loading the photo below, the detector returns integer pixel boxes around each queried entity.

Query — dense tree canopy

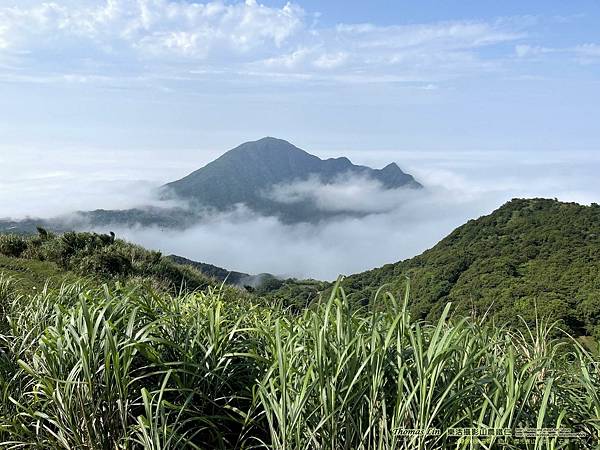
[263,199,600,339]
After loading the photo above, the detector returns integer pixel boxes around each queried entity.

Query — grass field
[0,254,81,292]
[0,273,598,449]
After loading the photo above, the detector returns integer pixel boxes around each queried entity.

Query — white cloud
[573,43,600,64]
[254,19,523,80]
[266,174,416,213]
[0,1,534,84]
[313,51,348,69]
[515,42,600,64]
[108,150,600,280]
[109,194,478,280]
[3,144,600,280]
[261,45,312,69]
[0,0,305,59]
[0,24,9,49]
[1,1,598,86]
[335,21,521,50]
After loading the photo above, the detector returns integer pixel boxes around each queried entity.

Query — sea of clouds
[2,146,599,280]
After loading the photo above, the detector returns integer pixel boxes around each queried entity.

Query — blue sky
[1,0,599,155]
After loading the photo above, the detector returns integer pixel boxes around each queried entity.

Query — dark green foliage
[77,246,133,276]
[0,235,28,258]
[258,277,329,308]
[328,198,600,337]
[35,226,48,238]
[254,275,285,292]
[262,198,600,338]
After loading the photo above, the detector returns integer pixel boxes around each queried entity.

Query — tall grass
[0,275,597,449]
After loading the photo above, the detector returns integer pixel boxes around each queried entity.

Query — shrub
[1,231,216,293]
[0,234,28,258]
[75,247,133,277]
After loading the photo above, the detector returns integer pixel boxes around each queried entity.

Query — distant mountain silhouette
[0,137,422,230]
[162,137,421,222]
[166,254,286,292]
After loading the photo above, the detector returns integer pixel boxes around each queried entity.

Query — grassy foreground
[0,276,598,449]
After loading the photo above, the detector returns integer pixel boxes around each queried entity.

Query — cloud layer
[265,174,416,213]
[109,149,600,280]
[1,2,599,280]
[3,145,600,280]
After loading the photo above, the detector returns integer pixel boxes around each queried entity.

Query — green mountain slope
[0,230,231,295]
[337,198,600,336]
[263,198,600,337]
[167,254,283,288]
[162,137,422,222]
[167,254,252,285]
[0,254,80,292]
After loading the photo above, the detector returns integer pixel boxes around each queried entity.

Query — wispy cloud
[236,18,530,83]
[0,0,305,78]
[515,43,600,64]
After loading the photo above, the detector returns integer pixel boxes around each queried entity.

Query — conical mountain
[2,137,422,231]
[163,137,421,221]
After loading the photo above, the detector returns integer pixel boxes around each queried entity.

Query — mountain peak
[163,138,422,222]
[382,162,400,171]
[237,136,297,150]
[376,162,422,189]
[256,136,287,143]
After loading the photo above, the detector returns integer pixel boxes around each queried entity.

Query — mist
[108,188,487,280]
[264,175,417,214]
[2,147,599,280]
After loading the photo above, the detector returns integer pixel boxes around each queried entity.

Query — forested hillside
[260,198,600,339]
[329,198,600,338]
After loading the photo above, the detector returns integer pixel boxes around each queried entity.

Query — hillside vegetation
[267,199,600,339]
[1,204,600,447]
[0,276,597,448]
[0,229,225,295]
